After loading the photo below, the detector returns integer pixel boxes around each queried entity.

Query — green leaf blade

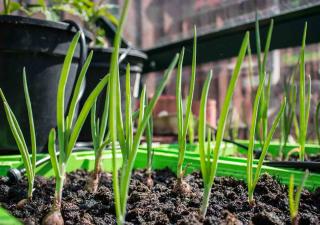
[176,47,185,145]
[210,32,250,184]
[125,64,133,155]
[57,32,80,157]
[183,26,197,138]
[252,97,286,190]
[48,128,60,178]
[23,68,37,172]
[67,50,93,131]
[66,74,109,158]
[198,71,213,184]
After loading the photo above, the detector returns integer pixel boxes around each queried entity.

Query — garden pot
[0,15,92,153]
[78,47,147,142]
[0,148,320,224]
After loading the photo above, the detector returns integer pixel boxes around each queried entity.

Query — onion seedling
[246,71,286,204]
[42,33,109,225]
[280,75,297,159]
[85,0,132,193]
[110,55,179,225]
[85,90,110,192]
[198,71,213,216]
[0,69,36,201]
[288,170,309,225]
[199,32,249,217]
[176,26,197,193]
[86,1,151,191]
[255,19,274,145]
[298,22,311,161]
[285,22,311,161]
[85,59,111,192]
[107,1,179,223]
[145,96,154,187]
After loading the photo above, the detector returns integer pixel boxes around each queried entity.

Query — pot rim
[0,15,93,41]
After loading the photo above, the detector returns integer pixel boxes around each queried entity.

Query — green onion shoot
[199,32,249,217]
[175,26,197,194]
[255,19,274,146]
[298,22,311,161]
[42,33,109,225]
[288,170,309,225]
[0,68,36,203]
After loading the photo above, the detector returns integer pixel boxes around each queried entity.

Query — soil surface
[0,169,319,225]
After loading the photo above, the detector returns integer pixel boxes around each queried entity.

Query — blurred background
[2,0,320,143]
[121,0,320,142]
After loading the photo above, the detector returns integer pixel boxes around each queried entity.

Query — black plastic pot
[0,15,92,153]
[78,47,147,142]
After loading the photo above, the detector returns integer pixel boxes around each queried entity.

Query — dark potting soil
[0,169,319,225]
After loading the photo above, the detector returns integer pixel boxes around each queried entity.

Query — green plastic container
[1,148,320,224]
[235,140,320,157]
[142,140,320,158]
[140,141,239,157]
